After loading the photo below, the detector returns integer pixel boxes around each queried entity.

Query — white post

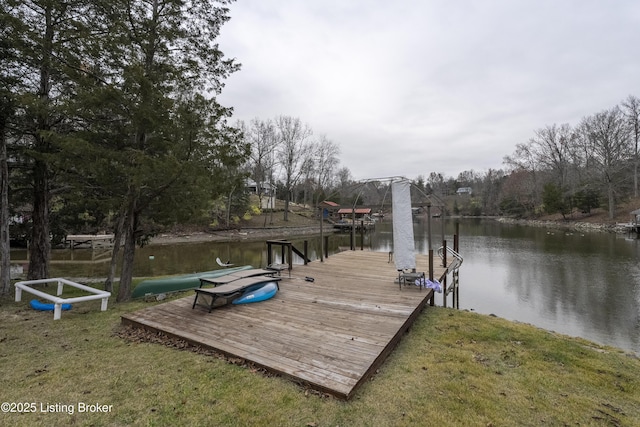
[53,304,62,320]
[57,280,64,296]
[15,286,22,302]
[101,297,108,312]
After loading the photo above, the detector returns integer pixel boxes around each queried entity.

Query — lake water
[446,219,640,355]
[11,218,640,354]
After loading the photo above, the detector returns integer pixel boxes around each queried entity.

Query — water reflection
[9,218,639,354]
[450,220,640,355]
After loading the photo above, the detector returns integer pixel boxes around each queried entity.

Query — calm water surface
[445,219,640,355]
[11,218,640,354]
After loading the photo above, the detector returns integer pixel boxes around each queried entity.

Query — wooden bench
[198,268,277,286]
[193,276,281,312]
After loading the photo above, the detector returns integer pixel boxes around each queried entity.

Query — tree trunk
[608,181,615,220]
[283,189,290,221]
[117,203,137,302]
[28,160,50,280]
[226,188,234,228]
[0,118,10,295]
[634,158,638,198]
[104,208,126,292]
[27,4,54,281]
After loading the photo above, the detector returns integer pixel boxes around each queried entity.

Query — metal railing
[437,245,463,272]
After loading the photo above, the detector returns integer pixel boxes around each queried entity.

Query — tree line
[253,94,640,222]
[503,95,639,219]
[238,116,354,220]
[394,95,640,220]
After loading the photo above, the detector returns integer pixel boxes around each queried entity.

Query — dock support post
[349,228,354,251]
[428,248,435,307]
[351,210,356,250]
[303,240,308,265]
[426,204,432,255]
[454,222,460,309]
[319,206,324,262]
[443,239,449,307]
[324,235,329,259]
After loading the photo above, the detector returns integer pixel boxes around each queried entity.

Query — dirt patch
[149,226,326,245]
[150,208,325,246]
[536,197,640,225]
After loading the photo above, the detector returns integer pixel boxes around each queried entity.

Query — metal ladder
[437,245,463,272]
[437,246,463,308]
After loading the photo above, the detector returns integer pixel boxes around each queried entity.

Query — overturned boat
[131,265,254,298]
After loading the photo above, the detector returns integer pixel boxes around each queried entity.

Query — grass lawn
[1,288,638,427]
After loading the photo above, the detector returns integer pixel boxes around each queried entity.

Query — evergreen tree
[73,0,245,300]
[3,0,93,279]
[0,4,16,294]
[542,183,569,218]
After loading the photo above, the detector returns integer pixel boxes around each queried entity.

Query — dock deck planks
[121,250,448,399]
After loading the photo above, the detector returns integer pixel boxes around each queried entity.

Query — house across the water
[456,187,473,196]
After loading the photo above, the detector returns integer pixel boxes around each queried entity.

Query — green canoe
[131,265,254,298]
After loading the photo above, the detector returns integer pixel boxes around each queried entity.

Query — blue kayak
[232,282,278,305]
[30,299,72,312]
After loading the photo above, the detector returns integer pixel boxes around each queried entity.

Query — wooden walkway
[121,250,449,399]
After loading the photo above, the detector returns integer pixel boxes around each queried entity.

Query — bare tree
[336,167,352,188]
[312,135,340,204]
[456,170,480,188]
[529,124,576,192]
[334,166,353,203]
[503,142,542,208]
[621,95,640,197]
[275,116,312,221]
[480,168,505,215]
[578,107,630,219]
[242,118,278,210]
[427,172,446,196]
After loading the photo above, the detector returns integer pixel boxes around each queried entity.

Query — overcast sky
[217,0,640,181]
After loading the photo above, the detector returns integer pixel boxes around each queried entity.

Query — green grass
[1,290,638,427]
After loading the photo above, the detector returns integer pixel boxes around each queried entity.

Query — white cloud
[218,0,640,179]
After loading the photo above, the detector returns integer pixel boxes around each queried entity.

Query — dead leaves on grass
[114,325,277,378]
[592,402,626,426]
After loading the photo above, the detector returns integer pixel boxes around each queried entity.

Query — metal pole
[440,206,445,251]
[427,204,432,253]
[319,206,324,262]
[455,221,460,309]
[351,209,356,250]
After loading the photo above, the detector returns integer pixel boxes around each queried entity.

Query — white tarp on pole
[392,180,415,271]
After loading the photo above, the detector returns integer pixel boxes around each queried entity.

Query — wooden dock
[121,250,449,399]
[66,234,115,249]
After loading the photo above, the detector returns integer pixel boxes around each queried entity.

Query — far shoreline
[148,214,632,248]
[148,225,328,246]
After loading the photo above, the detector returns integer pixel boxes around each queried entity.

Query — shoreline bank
[149,225,328,246]
[148,216,632,246]
[494,217,627,233]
